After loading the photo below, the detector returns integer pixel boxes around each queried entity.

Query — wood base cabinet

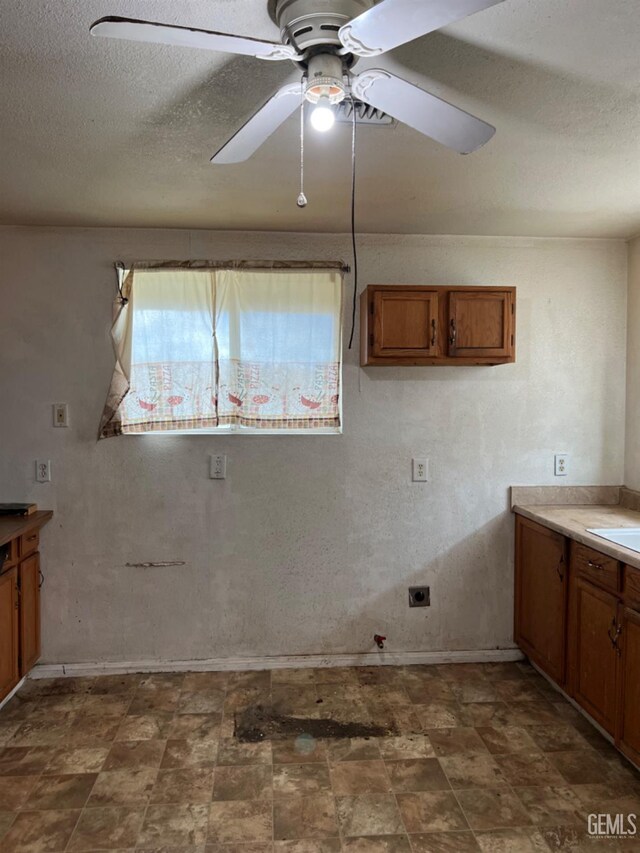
[0,567,19,700]
[618,605,640,764]
[0,512,51,703]
[514,517,568,686]
[569,578,619,734]
[514,513,640,767]
[19,553,41,676]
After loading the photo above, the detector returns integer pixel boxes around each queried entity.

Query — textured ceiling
[0,0,639,236]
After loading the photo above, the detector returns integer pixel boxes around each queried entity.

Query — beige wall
[0,227,628,665]
[626,237,640,489]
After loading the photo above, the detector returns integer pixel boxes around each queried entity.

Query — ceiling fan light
[310,98,335,132]
[304,53,346,105]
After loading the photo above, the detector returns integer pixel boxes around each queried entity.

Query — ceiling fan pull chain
[347,94,359,350]
[297,81,308,209]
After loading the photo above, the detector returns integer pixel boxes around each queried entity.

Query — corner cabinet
[360,285,516,366]
[514,517,568,686]
[0,512,52,702]
[514,513,640,765]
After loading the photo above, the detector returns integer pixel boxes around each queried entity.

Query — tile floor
[0,661,638,852]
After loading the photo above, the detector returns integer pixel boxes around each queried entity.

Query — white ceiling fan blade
[352,69,495,153]
[90,17,302,61]
[211,83,302,164]
[340,0,505,56]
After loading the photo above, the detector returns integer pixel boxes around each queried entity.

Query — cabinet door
[514,516,568,685]
[19,553,41,675]
[0,567,19,702]
[372,290,439,358]
[618,605,640,764]
[569,577,619,734]
[448,290,513,358]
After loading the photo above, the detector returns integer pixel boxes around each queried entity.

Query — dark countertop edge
[0,510,53,549]
[513,504,640,571]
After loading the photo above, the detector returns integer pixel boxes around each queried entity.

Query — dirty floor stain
[234,703,395,742]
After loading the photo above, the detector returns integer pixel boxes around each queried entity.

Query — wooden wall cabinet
[0,512,51,703]
[361,285,516,366]
[514,513,640,765]
[371,290,439,359]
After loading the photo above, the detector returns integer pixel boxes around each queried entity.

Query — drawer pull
[587,560,604,571]
[26,534,37,542]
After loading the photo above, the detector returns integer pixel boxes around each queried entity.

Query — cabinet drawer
[624,565,640,609]
[19,530,39,559]
[571,542,620,592]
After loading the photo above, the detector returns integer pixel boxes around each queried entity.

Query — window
[99,265,344,437]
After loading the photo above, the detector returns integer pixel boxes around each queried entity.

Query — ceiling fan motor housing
[271,0,374,52]
[305,53,346,104]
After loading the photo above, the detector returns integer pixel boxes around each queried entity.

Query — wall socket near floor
[36,460,51,483]
[409,586,430,607]
[412,458,429,482]
[554,453,569,476]
[209,454,227,480]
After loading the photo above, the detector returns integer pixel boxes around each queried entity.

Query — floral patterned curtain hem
[103,416,221,436]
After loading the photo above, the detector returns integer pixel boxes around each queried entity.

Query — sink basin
[587,528,640,554]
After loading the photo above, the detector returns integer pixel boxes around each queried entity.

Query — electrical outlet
[412,458,429,482]
[554,453,569,477]
[209,454,227,480]
[36,460,51,483]
[409,587,430,607]
[53,403,69,427]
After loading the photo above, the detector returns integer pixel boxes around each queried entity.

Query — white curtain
[99,266,343,437]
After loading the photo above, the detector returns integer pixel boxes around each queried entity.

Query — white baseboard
[0,677,26,709]
[30,648,523,679]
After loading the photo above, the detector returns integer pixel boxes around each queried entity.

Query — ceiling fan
[91,0,504,164]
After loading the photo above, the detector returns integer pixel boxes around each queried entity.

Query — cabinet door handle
[431,319,437,348]
[556,556,565,582]
[449,319,457,347]
[607,619,622,655]
[39,570,45,589]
